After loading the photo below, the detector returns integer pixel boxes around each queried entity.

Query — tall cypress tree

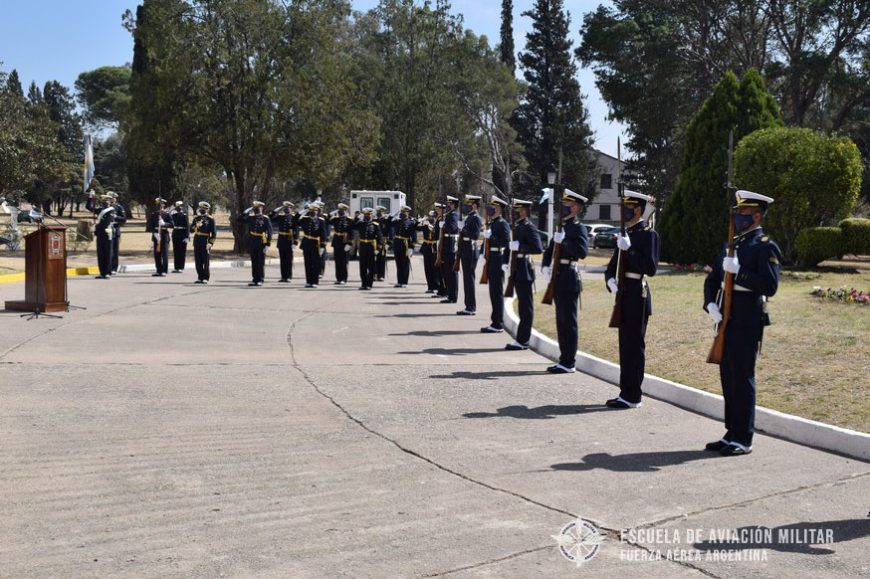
[658,69,782,265]
[514,0,595,201]
[5,70,23,97]
[500,0,515,73]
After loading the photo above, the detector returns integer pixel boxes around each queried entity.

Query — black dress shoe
[94,275,108,279]
[720,443,752,456]
[504,342,529,351]
[456,310,475,316]
[546,364,575,374]
[152,273,162,277]
[194,280,204,284]
[704,439,730,452]
[480,326,504,333]
[605,397,641,409]
[278,278,289,283]
[425,289,435,294]
[248,282,258,286]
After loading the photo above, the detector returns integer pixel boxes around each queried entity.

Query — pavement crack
[285,314,577,521]
[417,544,552,577]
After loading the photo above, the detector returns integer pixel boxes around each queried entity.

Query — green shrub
[839,218,870,256]
[795,227,843,267]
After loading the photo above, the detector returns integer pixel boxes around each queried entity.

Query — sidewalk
[0,259,867,578]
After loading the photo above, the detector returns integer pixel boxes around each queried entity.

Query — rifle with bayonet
[434,196,446,268]
[504,202,518,298]
[542,173,563,305]
[608,139,626,328]
[453,200,463,273]
[707,130,737,365]
[479,195,491,285]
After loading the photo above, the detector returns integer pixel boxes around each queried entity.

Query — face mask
[734,213,755,232]
[338,210,345,217]
[364,215,372,222]
[486,206,495,218]
[463,204,473,214]
[512,210,521,221]
[623,206,637,221]
[560,205,572,219]
[199,209,207,215]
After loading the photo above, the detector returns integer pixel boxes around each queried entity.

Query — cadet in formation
[108,191,126,273]
[391,204,417,288]
[456,195,483,316]
[505,199,543,350]
[438,196,460,304]
[375,206,390,282]
[191,201,216,284]
[418,209,440,294]
[480,195,511,333]
[541,190,589,373]
[357,207,383,290]
[703,190,781,456]
[330,203,353,285]
[238,201,272,286]
[431,202,448,298]
[604,190,660,408]
[270,201,297,283]
[87,192,116,279]
[170,201,189,273]
[149,198,173,277]
[297,201,328,288]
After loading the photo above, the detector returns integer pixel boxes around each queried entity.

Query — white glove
[706,302,723,324]
[344,244,352,252]
[244,207,253,214]
[406,248,414,257]
[291,244,298,251]
[554,231,565,243]
[183,238,189,244]
[606,277,618,294]
[617,235,631,251]
[509,240,520,251]
[483,229,492,239]
[723,256,740,274]
[263,246,269,255]
[88,191,95,198]
[159,219,166,227]
[458,219,465,228]
[438,220,445,228]
[501,264,509,273]
[542,266,552,278]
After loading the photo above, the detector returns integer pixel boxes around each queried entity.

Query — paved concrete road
[1,260,867,578]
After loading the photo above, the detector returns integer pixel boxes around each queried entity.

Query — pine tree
[5,69,23,97]
[514,0,595,201]
[658,69,782,265]
[500,0,515,73]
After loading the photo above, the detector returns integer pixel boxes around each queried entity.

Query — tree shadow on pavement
[551,450,715,472]
[430,369,545,380]
[390,330,479,337]
[692,520,869,555]
[463,404,611,419]
[398,347,506,356]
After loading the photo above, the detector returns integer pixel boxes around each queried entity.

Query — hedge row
[795,218,870,267]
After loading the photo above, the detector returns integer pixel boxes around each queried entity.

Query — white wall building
[585,149,653,225]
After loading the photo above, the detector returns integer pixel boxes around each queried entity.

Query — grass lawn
[528,259,870,433]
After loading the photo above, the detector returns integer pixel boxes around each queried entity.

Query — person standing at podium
[149,198,173,277]
[87,192,116,279]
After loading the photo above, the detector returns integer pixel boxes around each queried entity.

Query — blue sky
[0,0,623,152]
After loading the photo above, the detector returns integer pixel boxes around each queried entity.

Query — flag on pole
[538,187,553,205]
[83,134,95,192]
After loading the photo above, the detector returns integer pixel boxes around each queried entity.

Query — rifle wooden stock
[479,206,490,285]
[504,209,518,298]
[609,140,625,328]
[434,211,445,268]
[707,211,736,364]
[542,191,563,306]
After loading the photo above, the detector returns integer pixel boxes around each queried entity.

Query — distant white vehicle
[349,190,406,217]
[585,223,612,235]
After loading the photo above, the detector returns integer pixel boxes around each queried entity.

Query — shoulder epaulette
[760,235,769,242]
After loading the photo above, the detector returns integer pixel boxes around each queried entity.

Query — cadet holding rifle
[541,190,589,373]
[703,190,781,456]
[480,195,511,333]
[604,190,659,408]
[504,199,542,351]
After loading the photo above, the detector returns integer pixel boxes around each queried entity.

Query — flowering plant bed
[811,286,869,305]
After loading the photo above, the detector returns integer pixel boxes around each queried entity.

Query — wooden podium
[5,225,69,313]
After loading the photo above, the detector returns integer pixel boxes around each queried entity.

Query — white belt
[559,259,576,265]
[722,281,752,292]
[625,272,644,280]
[489,246,504,252]
[443,234,458,238]
[515,253,530,259]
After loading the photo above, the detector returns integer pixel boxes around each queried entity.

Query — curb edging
[502,297,870,462]
[0,259,282,283]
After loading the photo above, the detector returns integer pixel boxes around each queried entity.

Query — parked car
[585,223,612,236]
[593,226,621,249]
